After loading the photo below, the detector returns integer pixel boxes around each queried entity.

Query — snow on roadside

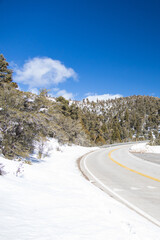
[0,156,24,177]
[130,142,160,154]
[0,139,160,240]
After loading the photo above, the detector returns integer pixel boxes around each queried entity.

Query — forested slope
[77,95,160,144]
[0,53,160,159]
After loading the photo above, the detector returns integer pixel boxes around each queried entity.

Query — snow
[27,98,35,102]
[74,99,114,116]
[85,93,122,102]
[47,97,56,102]
[0,139,160,240]
[39,107,48,112]
[0,156,24,177]
[130,143,160,154]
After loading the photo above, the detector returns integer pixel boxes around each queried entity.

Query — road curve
[80,144,160,227]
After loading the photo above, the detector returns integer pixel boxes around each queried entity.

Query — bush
[154,134,160,145]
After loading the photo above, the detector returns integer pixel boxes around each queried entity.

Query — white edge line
[80,149,160,228]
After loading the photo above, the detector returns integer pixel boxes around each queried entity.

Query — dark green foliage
[39,88,50,97]
[0,54,18,88]
[0,85,90,158]
[56,96,70,117]
[154,134,160,145]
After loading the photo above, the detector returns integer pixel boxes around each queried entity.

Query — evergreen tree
[154,134,160,145]
[0,54,17,88]
[124,108,129,122]
[148,131,153,141]
[39,88,50,97]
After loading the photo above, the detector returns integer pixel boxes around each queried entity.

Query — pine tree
[154,134,160,145]
[124,108,129,122]
[0,54,17,88]
[148,131,153,141]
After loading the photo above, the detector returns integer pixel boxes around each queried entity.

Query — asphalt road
[132,152,160,165]
[80,144,160,226]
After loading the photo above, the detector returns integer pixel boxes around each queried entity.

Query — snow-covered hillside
[0,139,160,240]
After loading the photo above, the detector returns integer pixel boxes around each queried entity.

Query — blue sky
[1,0,160,100]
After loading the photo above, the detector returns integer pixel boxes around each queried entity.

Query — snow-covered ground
[130,142,160,154]
[0,139,160,240]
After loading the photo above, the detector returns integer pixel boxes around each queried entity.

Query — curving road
[80,144,160,227]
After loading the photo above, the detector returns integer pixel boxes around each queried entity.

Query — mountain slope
[0,54,160,159]
[76,95,160,144]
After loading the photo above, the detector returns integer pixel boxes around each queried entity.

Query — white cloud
[27,86,74,100]
[52,87,59,92]
[85,92,95,97]
[29,88,39,95]
[85,93,122,102]
[48,88,74,100]
[47,88,74,100]
[55,89,74,100]
[13,57,77,88]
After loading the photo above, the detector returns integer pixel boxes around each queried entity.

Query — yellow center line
[108,148,160,182]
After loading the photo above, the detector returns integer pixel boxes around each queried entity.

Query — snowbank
[0,139,160,240]
[0,156,24,177]
[130,143,160,154]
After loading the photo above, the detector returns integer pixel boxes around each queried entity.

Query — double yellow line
[108,148,160,182]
